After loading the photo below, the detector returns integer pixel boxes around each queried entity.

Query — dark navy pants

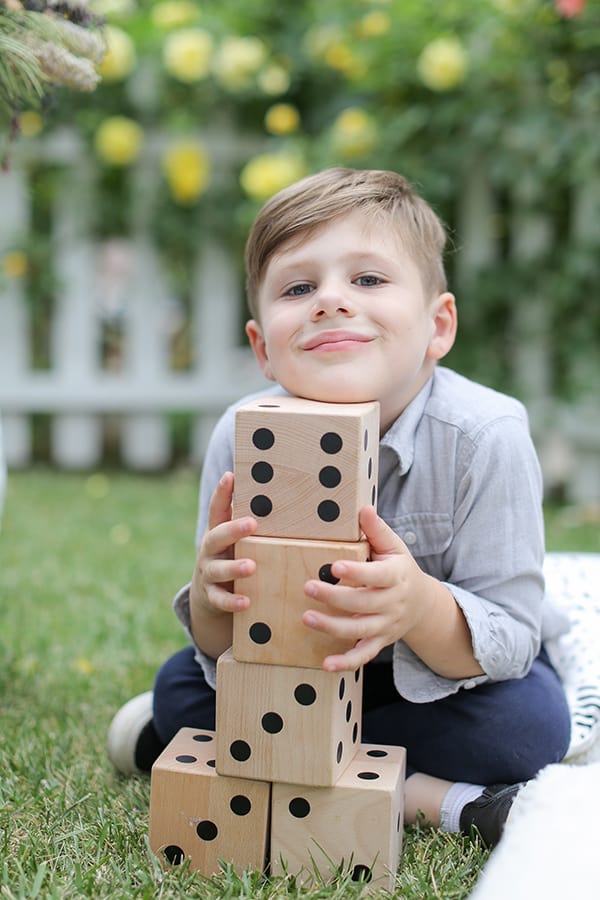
[153,645,570,784]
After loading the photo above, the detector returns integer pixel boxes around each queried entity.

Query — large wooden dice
[216,649,362,786]
[149,727,270,876]
[270,743,406,890]
[233,396,379,541]
[233,535,369,668]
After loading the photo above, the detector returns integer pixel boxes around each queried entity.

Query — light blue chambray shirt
[174,366,570,702]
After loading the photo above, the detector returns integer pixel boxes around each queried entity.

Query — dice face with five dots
[233,396,380,541]
[148,728,270,876]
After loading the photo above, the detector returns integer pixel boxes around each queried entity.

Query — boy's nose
[310,285,354,319]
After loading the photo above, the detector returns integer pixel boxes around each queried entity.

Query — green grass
[0,470,596,898]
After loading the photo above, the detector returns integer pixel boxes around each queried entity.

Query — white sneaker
[107,691,154,775]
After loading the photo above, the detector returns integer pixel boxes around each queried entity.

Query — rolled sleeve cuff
[172,583,217,690]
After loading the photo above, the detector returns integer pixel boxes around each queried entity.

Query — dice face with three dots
[270,743,406,890]
[233,396,380,541]
[215,648,363,786]
[233,535,370,668]
[148,728,270,876]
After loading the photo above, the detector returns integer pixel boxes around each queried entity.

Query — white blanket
[471,553,600,899]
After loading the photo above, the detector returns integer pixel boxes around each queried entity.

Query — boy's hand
[191,472,257,616]
[302,505,439,672]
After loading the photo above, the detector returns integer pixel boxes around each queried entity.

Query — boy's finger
[359,505,408,557]
[322,636,384,673]
[207,471,235,529]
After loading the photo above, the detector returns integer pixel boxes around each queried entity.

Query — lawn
[0,470,597,898]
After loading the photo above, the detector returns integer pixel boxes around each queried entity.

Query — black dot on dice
[371,485,376,505]
[192,733,213,743]
[318,465,341,488]
[352,722,359,743]
[320,431,343,454]
[339,678,346,700]
[357,771,380,780]
[366,748,388,758]
[230,795,252,816]
[250,494,272,516]
[262,712,283,734]
[294,683,317,705]
[252,428,274,450]
[352,864,372,883]
[196,820,218,841]
[206,759,216,768]
[336,741,343,763]
[368,457,373,479]
[317,500,340,522]
[163,845,184,866]
[289,797,310,818]
[251,461,274,484]
[354,669,361,682]
[363,429,368,451]
[230,740,251,761]
[345,700,352,722]
[175,754,197,764]
[249,622,271,644]
[319,564,339,585]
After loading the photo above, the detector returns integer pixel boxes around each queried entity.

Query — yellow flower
[18,110,43,137]
[151,1,199,30]
[264,103,300,135]
[2,251,28,279]
[97,26,136,81]
[163,28,213,83]
[417,37,468,92]
[355,11,391,37]
[257,62,291,96]
[94,116,143,166]
[74,657,94,675]
[240,153,307,202]
[331,107,378,158]
[304,25,343,61]
[213,36,268,90]
[162,141,210,205]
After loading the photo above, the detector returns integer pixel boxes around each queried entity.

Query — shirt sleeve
[393,414,548,702]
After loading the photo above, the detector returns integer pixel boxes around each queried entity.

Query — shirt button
[404,531,417,545]
[463,680,477,690]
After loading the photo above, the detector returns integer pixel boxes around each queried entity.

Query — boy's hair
[244,167,448,319]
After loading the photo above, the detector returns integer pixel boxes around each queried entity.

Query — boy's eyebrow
[271,249,396,272]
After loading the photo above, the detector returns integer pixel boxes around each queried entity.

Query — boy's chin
[282,379,378,405]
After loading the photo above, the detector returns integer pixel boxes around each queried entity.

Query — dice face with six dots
[233,396,380,541]
[216,648,363,786]
[270,743,406,891]
[149,728,270,875]
[233,535,370,668]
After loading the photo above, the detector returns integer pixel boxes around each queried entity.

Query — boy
[109,168,571,846]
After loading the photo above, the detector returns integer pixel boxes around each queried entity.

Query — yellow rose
[18,110,43,137]
[331,107,377,158]
[213,36,268,91]
[240,153,307,201]
[97,26,136,81]
[162,141,210,204]
[2,251,28,279]
[264,103,300,135]
[151,1,199,30]
[94,116,143,166]
[417,37,468,92]
[163,28,213,83]
[355,11,391,37]
[257,62,291,96]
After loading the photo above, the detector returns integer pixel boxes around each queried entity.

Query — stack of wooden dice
[149,396,406,889]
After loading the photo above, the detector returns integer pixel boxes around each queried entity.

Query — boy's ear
[426,292,457,361]
[245,319,276,381]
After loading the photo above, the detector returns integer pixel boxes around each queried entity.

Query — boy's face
[246,213,456,432]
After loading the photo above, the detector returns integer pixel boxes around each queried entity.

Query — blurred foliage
[3,0,600,399]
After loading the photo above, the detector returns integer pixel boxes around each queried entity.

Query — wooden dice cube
[233,535,369,668]
[270,743,406,890]
[149,727,270,876]
[233,396,379,541]
[216,649,362,786]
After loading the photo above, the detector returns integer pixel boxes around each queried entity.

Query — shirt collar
[379,374,434,475]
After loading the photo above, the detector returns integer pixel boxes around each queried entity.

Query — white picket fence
[0,130,599,503]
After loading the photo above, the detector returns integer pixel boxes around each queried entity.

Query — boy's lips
[302,330,374,351]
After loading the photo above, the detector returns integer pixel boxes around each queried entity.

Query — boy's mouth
[302,330,374,352]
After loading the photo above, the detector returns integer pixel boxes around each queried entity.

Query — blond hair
[244,167,448,319]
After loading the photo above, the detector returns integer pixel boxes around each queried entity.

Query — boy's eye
[285,283,313,297]
[355,274,382,286]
